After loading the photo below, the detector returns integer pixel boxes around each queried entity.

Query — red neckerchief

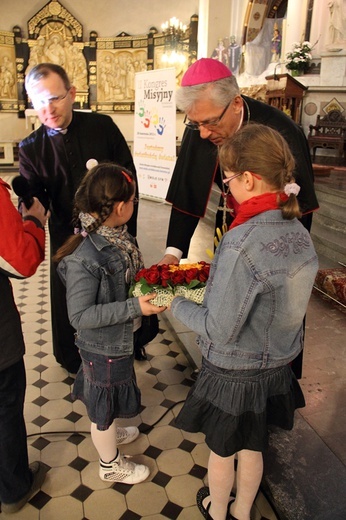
[230,192,288,229]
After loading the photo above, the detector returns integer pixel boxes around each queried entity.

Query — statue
[126,60,135,99]
[45,35,65,66]
[71,47,87,90]
[328,0,345,46]
[227,36,241,75]
[63,40,75,79]
[211,38,228,65]
[26,36,47,74]
[0,64,16,99]
[271,26,282,62]
[99,54,116,101]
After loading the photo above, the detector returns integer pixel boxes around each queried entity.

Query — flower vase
[291,69,300,77]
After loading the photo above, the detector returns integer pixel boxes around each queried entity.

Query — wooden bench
[308,109,346,164]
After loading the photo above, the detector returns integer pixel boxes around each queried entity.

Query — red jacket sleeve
[0,179,45,278]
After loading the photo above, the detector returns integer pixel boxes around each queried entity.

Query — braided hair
[53,162,135,263]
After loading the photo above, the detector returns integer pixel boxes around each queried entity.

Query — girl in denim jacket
[170,124,318,520]
[55,163,165,485]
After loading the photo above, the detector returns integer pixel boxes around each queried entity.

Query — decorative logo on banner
[134,68,176,200]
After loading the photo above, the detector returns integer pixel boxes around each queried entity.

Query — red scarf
[229,192,288,229]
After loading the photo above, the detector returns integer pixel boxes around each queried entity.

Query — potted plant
[285,41,313,76]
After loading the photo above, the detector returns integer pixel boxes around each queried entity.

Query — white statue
[227,36,241,75]
[45,36,65,66]
[328,0,345,46]
[211,39,228,65]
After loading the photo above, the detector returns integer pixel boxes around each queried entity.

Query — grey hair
[175,75,240,113]
[25,63,71,92]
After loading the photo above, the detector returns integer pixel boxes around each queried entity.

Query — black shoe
[134,346,147,361]
[197,486,237,520]
[1,461,47,514]
[197,487,211,519]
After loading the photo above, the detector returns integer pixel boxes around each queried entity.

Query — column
[284,0,309,54]
[197,0,232,58]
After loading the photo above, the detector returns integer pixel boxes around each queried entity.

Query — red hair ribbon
[121,170,132,183]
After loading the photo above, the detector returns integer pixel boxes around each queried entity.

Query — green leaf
[185,280,205,290]
[140,280,158,294]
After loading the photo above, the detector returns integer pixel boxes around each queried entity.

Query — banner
[133,68,176,200]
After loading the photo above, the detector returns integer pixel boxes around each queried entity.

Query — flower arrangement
[285,41,312,73]
[130,262,210,306]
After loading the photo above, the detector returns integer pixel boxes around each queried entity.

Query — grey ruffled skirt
[175,357,305,456]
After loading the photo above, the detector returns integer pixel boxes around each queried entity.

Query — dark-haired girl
[55,162,165,485]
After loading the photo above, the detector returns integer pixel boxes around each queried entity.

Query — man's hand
[157,254,179,266]
[22,197,49,228]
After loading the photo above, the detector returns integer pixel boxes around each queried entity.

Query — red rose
[144,269,161,284]
[184,268,199,284]
[135,268,147,282]
[135,262,210,290]
[197,270,208,283]
[197,264,210,282]
[159,266,171,287]
[160,268,171,280]
[171,270,186,285]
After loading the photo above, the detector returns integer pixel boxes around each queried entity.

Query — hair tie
[121,170,132,183]
[86,158,98,170]
[74,227,88,237]
[284,182,300,196]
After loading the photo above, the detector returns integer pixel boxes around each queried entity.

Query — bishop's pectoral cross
[217,188,234,229]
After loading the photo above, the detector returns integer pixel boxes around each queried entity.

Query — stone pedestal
[320,49,346,86]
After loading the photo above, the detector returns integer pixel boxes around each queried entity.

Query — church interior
[0,1,345,519]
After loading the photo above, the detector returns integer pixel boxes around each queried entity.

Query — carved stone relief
[0,0,198,114]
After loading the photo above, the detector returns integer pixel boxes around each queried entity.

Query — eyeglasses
[223,171,262,184]
[31,89,71,110]
[223,172,243,184]
[128,197,139,205]
[184,100,231,131]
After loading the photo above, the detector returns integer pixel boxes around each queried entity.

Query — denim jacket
[58,233,141,357]
[171,211,318,370]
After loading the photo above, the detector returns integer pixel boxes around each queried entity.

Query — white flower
[285,40,313,70]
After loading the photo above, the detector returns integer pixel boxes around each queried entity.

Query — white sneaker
[116,426,140,445]
[99,454,150,484]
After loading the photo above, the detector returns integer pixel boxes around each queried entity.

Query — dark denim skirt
[72,349,141,430]
[175,358,305,457]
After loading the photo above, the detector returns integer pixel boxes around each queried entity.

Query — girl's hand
[139,293,166,315]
